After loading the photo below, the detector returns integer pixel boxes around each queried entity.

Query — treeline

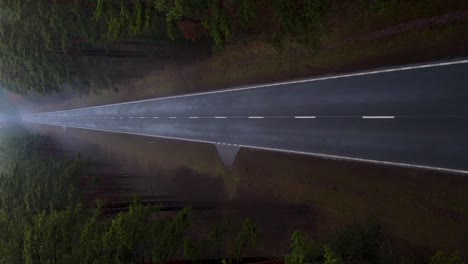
[1,0,415,95]
[0,132,464,263]
[0,0,256,95]
[0,0,109,95]
[0,0,241,94]
[285,227,465,264]
[0,133,261,263]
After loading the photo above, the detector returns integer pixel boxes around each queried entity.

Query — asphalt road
[23,59,468,173]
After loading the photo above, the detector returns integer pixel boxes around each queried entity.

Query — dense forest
[1,0,465,262]
[0,132,260,263]
[0,132,463,263]
[0,0,445,99]
[1,0,405,96]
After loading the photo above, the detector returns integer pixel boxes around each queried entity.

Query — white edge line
[25,120,468,175]
[31,58,468,115]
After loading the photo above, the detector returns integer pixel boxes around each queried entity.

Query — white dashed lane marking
[29,115,404,120]
[362,116,395,119]
[295,116,316,119]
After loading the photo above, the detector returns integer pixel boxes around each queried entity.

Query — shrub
[201,0,233,50]
[285,231,322,264]
[330,222,384,261]
[239,0,256,30]
[324,245,343,264]
[271,0,329,51]
[431,251,464,264]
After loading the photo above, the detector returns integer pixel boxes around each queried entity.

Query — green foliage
[431,251,464,264]
[360,0,390,13]
[150,0,234,49]
[2,0,121,94]
[0,0,341,93]
[152,207,192,263]
[96,0,184,42]
[285,223,417,264]
[144,0,156,30]
[330,222,384,261]
[0,132,263,263]
[0,133,89,264]
[23,207,88,264]
[131,0,145,34]
[79,202,109,263]
[0,0,110,94]
[196,0,232,50]
[2,133,458,263]
[102,202,151,262]
[184,238,201,264]
[0,134,87,213]
[324,245,343,264]
[358,0,430,16]
[285,231,321,264]
[96,0,138,41]
[271,0,329,51]
[239,0,256,30]
[359,0,399,15]
[95,0,110,19]
[375,242,411,264]
[0,208,27,264]
[164,0,184,40]
[234,218,257,264]
[204,220,229,259]
[17,200,194,264]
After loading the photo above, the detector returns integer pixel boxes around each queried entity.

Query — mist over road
[23,59,468,173]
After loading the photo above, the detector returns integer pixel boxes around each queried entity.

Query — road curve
[23,59,468,173]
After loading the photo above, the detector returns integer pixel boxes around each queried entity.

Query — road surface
[23,59,468,173]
